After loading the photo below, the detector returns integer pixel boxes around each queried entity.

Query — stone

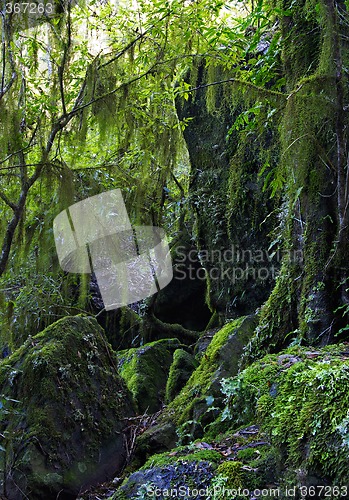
[165,349,198,403]
[116,338,180,414]
[0,316,134,499]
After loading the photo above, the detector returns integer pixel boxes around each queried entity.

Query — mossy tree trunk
[247,0,349,358]
[177,0,349,357]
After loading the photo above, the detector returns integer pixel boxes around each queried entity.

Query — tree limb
[0,191,17,211]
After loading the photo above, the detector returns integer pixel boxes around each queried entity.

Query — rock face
[116,338,180,414]
[176,65,277,321]
[0,316,134,500]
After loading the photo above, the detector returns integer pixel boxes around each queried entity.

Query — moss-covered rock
[219,343,349,488]
[76,333,349,498]
[165,349,198,403]
[169,315,257,438]
[0,315,134,500]
[134,315,257,461]
[111,445,222,499]
[116,338,180,414]
[110,433,275,499]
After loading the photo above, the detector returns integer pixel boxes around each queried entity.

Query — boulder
[0,316,134,499]
[112,446,221,499]
[165,349,198,403]
[168,315,258,439]
[133,315,257,462]
[116,338,180,414]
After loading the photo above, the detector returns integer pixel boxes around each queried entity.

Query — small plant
[176,419,201,445]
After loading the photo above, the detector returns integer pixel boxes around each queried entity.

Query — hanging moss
[239,0,349,358]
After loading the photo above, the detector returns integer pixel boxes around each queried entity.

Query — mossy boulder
[169,315,257,437]
[134,316,257,461]
[0,316,134,500]
[219,343,349,488]
[165,349,198,403]
[110,436,273,499]
[116,338,180,414]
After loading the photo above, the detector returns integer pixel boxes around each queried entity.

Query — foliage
[0,266,92,348]
[0,0,253,343]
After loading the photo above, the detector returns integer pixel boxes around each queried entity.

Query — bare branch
[0,71,17,100]
[0,190,17,211]
[58,5,72,116]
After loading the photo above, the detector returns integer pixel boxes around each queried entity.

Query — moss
[165,349,198,403]
[177,62,278,319]
[130,317,257,463]
[236,447,257,462]
[0,316,134,498]
[215,461,243,489]
[246,0,349,355]
[149,316,258,446]
[143,447,222,469]
[116,338,180,413]
[168,317,246,427]
[242,260,299,364]
[202,416,234,442]
[220,343,349,486]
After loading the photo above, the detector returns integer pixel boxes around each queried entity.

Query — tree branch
[178,77,287,98]
[65,63,159,117]
[0,190,17,211]
[0,11,17,100]
[57,5,72,116]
